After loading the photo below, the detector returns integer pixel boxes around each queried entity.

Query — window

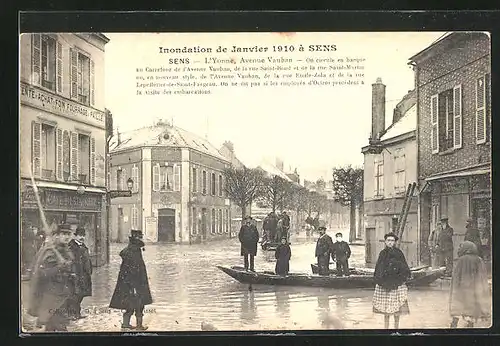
[153,164,160,191]
[211,209,216,234]
[191,207,197,235]
[70,48,95,106]
[32,34,62,92]
[62,131,70,181]
[211,172,216,195]
[173,164,180,192]
[430,84,462,154]
[78,134,90,184]
[225,209,229,233]
[202,170,207,194]
[131,205,139,229]
[40,123,56,180]
[192,167,198,193]
[159,165,174,191]
[394,148,406,195]
[219,174,223,197]
[218,209,223,234]
[41,36,56,90]
[132,165,139,193]
[117,169,123,190]
[476,74,489,144]
[374,156,384,198]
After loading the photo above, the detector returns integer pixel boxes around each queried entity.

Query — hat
[130,229,143,238]
[335,232,343,237]
[384,232,399,241]
[440,216,449,221]
[318,226,327,231]
[53,224,72,234]
[75,227,86,236]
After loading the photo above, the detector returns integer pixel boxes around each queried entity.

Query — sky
[103,32,446,182]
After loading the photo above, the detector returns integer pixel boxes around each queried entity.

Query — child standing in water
[275,237,291,276]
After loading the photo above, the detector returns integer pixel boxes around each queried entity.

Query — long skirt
[372,284,410,316]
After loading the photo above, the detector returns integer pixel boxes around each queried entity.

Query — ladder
[395,182,417,243]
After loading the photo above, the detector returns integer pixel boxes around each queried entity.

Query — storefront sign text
[44,190,101,211]
[21,187,40,209]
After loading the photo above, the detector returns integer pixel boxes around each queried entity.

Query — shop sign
[21,186,40,209]
[145,217,158,242]
[440,178,468,194]
[44,189,101,211]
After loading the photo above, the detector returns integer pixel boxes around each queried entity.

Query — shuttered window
[70,132,79,181]
[219,174,223,197]
[202,170,207,194]
[62,130,70,181]
[132,165,139,193]
[225,210,229,233]
[192,207,197,235]
[173,164,181,192]
[374,155,384,198]
[31,121,42,177]
[453,85,463,149]
[476,75,487,144]
[211,209,216,234]
[90,137,96,185]
[70,48,95,106]
[192,167,198,193]
[32,34,62,93]
[218,209,223,234]
[56,128,63,181]
[430,94,439,154]
[153,164,160,191]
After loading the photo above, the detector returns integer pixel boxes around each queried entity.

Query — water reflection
[274,289,290,316]
[240,289,257,323]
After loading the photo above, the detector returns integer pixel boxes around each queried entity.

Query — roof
[109,124,228,162]
[257,160,294,182]
[380,104,416,141]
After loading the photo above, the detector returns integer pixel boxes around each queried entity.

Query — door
[201,208,207,240]
[78,213,97,266]
[365,227,375,264]
[158,208,176,242]
[117,208,124,242]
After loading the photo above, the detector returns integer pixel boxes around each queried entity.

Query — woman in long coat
[449,241,490,328]
[372,232,411,329]
[275,237,291,276]
[109,230,153,330]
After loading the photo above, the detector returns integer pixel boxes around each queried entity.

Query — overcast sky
[104,32,445,182]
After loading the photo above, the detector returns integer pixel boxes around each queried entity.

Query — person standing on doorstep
[437,217,454,276]
[331,232,351,276]
[427,221,441,268]
[238,216,260,271]
[315,226,334,276]
[28,224,76,332]
[109,229,153,331]
[67,226,93,320]
[449,241,491,328]
[275,236,291,276]
[464,218,482,259]
[372,232,411,329]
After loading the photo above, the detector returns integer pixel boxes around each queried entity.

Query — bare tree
[223,167,264,219]
[332,166,364,242]
[259,175,292,212]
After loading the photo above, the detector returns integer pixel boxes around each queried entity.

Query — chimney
[371,77,386,141]
[275,158,284,171]
[117,128,121,145]
[223,141,234,153]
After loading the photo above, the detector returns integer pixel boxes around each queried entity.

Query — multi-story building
[109,121,231,243]
[362,78,419,266]
[20,33,110,267]
[409,32,491,264]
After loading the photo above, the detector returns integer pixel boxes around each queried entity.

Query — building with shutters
[409,32,491,264]
[20,33,110,267]
[108,121,232,244]
[362,78,419,267]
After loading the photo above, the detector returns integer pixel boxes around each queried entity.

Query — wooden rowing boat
[216,265,445,289]
[310,263,428,275]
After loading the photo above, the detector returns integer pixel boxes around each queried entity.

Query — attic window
[202,144,209,150]
[163,133,170,140]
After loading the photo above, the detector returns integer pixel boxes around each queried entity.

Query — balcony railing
[41,169,54,180]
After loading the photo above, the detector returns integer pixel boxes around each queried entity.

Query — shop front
[20,179,107,267]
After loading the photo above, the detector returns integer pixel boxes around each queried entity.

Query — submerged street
[21,234,490,332]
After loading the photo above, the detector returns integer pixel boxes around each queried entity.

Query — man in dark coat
[331,232,351,276]
[67,226,93,320]
[281,211,291,233]
[262,214,271,242]
[109,229,153,331]
[28,224,75,331]
[437,217,454,276]
[275,236,291,276]
[464,218,482,259]
[238,216,260,271]
[268,212,278,243]
[315,226,334,276]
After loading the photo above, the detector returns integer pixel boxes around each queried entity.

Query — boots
[121,314,135,329]
[135,316,148,331]
[450,317,459,328]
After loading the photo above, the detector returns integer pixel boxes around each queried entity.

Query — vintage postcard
[19,31,492,333]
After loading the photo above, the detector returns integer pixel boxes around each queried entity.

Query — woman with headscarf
[449,241,491,328]
[372,232,411,329]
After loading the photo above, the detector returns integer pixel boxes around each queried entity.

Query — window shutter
[198,169,202,193]
[90,137,96,185]
[90,59,95,105]
[174,164,181,191]
[430,94,439,154]
[476,76,486,144]
[31,34,41,85]
[373,158,378,197]
[56,128,63,180]
[153,164,160,191]
[453,85,462,149]
[379,161,384,195]
[122,168,128,191]
[63,130,70,180]
[56,40,63,93]
[70,49,78,100]
[31,121,41,177]
[70,132,79,181]
[132,166,139,193]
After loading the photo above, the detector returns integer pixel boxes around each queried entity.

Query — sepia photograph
[19,30,492,333]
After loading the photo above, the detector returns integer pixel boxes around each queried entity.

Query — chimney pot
[376,77,383,83]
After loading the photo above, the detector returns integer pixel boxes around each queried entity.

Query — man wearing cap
[28,224,76,331]
[437,217,454,276]
[238,216,260,271]
[110,229,153,330]
[67,226,93,320]
[331,232,351,276]
[315,226,334,276]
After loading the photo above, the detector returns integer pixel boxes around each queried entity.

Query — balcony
[41,169,54,180]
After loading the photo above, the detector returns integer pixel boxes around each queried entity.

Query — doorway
[117,208,124,242]
[201,208,207,240]
[158,208,176,242]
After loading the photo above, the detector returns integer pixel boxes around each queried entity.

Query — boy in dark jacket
[275,237,291,276]
[331,232,351,276]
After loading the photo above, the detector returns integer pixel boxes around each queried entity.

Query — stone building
[362,78,419,266]
[109,122,231,243]
[20,33,110,267]
[409,32,491,263]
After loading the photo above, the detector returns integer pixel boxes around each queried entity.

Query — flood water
[21,234,491,332]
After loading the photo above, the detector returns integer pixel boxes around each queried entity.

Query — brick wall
[417,33,491,178]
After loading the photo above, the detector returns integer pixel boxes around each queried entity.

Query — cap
[384,232,399,241]
[130,229,143,238]
[440,216,449,221]
[75,227,86,236]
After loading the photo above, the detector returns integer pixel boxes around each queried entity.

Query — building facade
[410,32,491,264]
[362,78,419,267]
[109,122,232,244]
[20,33,110,267]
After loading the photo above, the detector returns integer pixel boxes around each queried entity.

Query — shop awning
[27,181,107,194]
[425,167,490,182]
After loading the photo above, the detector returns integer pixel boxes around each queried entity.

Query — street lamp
[127,178,134,191]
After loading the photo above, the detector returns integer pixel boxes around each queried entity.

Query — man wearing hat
[110,229,153,330]
[28,224,76,331]
[315,226,334,276]
[331,232,351,276]
[436,217,454,276]
[67,226,93,320]
[238,216,260,271]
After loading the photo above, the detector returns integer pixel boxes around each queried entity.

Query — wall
[417,33,491,178]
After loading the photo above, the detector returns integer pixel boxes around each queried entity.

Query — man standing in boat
[331,232,351,276]
[315,226,334,276]
[238,216,260,271]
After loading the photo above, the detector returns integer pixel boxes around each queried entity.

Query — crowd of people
[261,211,291,244]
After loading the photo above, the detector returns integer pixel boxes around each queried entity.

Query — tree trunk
[349,200,356,243]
